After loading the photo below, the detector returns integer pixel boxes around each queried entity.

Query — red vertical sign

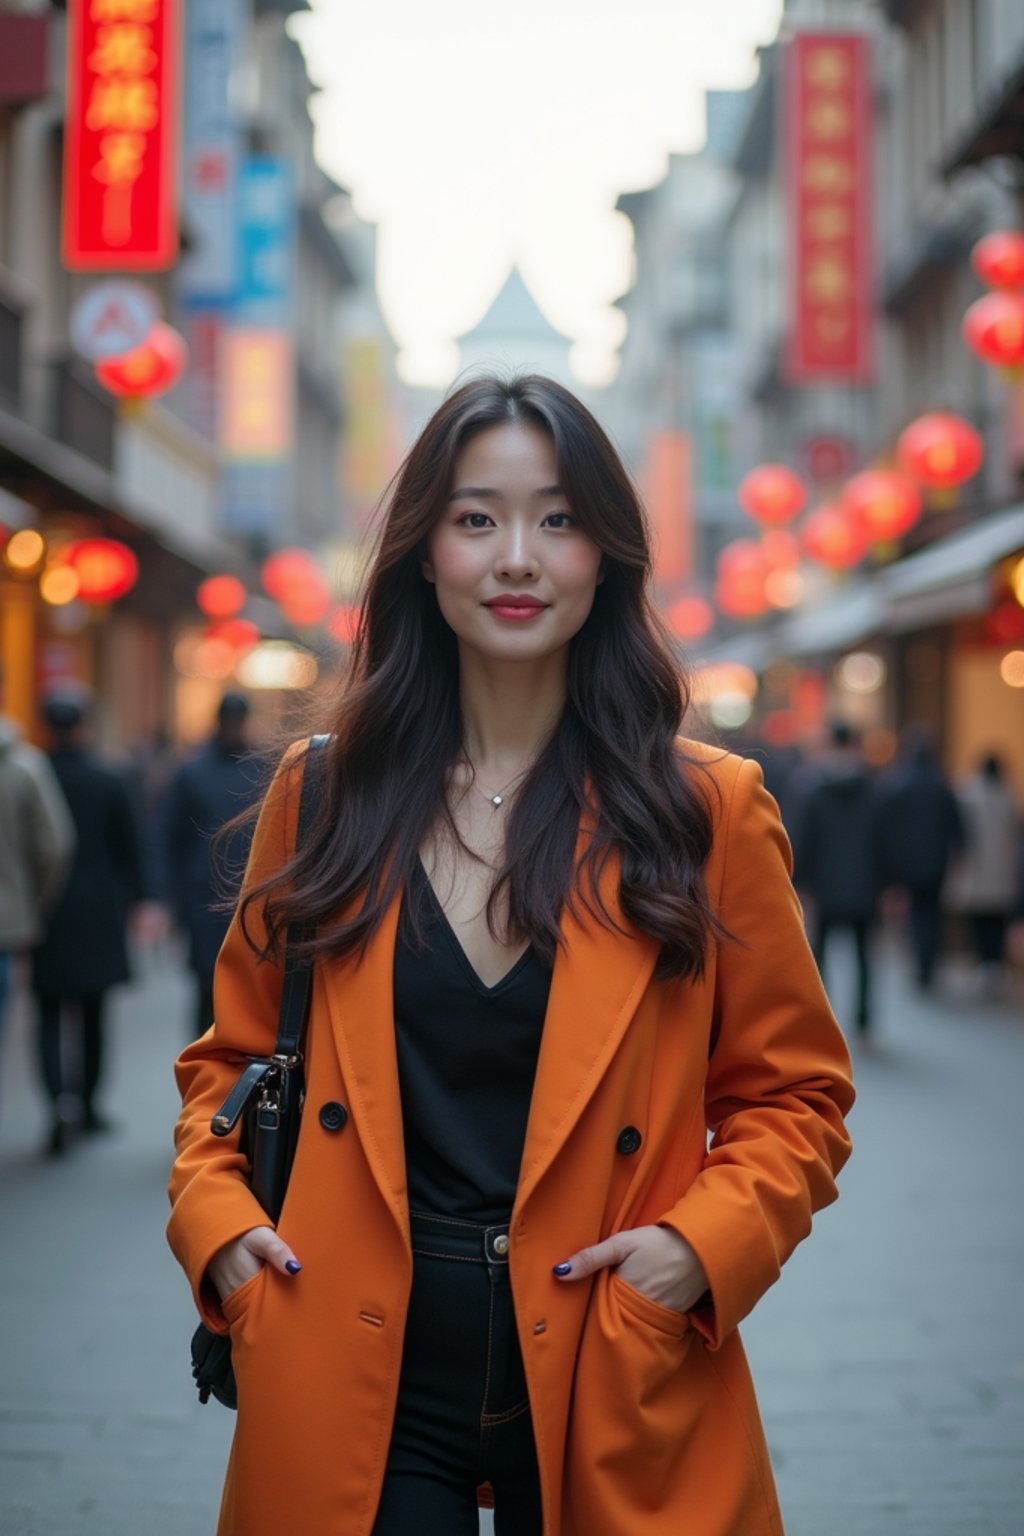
[645,431,693,590]
[784,32,873,383]
[63,0,178,270]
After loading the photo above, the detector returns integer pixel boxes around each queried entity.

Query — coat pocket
[568,1265,698,1511]
[610,1272,693,1339]
[221,1266,266,1328]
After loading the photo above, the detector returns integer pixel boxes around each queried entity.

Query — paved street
[1,933,1022,1535]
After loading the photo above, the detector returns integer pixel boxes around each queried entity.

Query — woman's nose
[494,528,537,578]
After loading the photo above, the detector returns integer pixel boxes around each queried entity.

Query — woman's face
[422,422,604,664]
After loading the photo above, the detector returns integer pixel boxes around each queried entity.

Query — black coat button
[318,1101,348,1132]
[616,1125,642,1155]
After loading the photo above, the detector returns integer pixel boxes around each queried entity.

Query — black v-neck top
[392,856,553,1222]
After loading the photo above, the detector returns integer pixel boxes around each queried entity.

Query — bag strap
[273,734,330,1060]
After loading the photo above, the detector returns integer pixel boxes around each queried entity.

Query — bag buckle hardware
[271,1052,301,1072]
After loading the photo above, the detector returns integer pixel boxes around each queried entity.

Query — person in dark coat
[161,693,260,1037]
[32,688,146,1153]
[792,721,884,1040]
[876,725,964,991]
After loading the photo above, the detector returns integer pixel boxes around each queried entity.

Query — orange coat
[168,741,854,1536]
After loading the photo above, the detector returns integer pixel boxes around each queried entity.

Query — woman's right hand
[208,1225,302,1303]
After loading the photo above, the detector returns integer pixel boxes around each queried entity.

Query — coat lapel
[515,831,659,1213]
[320,886,408,1235]
[317,821,659,1234]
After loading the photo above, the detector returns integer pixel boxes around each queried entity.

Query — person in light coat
[947,753,1021,989]
[169,375,854,1536]
[32,690,145,1151]
[0,675,74,1098]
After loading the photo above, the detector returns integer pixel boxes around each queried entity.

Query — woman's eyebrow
[447,484,564,502]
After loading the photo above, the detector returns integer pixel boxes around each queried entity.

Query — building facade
[0,0,396,750]
[605,0,1024,786]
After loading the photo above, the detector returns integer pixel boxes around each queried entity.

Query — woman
[168,375,854,1536]
[947,752,1021,990]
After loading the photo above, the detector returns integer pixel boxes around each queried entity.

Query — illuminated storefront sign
[63,0,178,270]
[220,329,293,459]
[221,157,296,533]
[784,32,873,383]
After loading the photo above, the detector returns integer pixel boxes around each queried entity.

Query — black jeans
[36,992,107,1114]
[970,911,1008,967]
[906,881,947,987]
[372,1211,543,1535]
[812,915,873,1032]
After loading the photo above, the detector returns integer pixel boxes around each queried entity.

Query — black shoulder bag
[189,735,328,1409]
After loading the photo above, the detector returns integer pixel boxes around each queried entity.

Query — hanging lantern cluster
[4,527,140,609]
[963,231,1024,377]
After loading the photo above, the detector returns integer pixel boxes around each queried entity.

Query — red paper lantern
[983,598,1024,646]
[971,231,1024,290]
[261,548,318,600]
[841,471,923,542]
[759,529,801,571]
[262,548,332,627]
[800,504,869,569]
[665,595,714,642]
[60,537,138,603]
[281,581,331,628]
[897,412,984,490]
[962,290,1024,371]
[206,618,261,656]
[715,540,769,618]
[328,604,361,646]
[197,574,247,619]
[95,322,188,399]
[738,464,807,527]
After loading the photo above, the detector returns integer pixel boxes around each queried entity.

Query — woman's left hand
[552,1225,709,1313]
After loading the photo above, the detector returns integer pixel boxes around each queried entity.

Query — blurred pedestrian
[0,668,75,1099]
[792,721,883,1040]
[876,726,964,991]
[32,688,147,1154]
[946,753,1020,993]
[168,375,853,1536]
[161,692,260,1037]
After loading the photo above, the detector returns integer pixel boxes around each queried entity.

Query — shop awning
[883,504,1024,631]
[0,400,231,571]
[701,505,1024,666]
[779,581,887,657]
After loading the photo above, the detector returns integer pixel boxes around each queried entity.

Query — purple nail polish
[553,1262,572,1276]
[285,1259,302,1275]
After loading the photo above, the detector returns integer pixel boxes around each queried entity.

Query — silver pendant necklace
[466,764,532,809]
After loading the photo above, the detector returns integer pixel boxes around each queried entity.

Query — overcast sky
[292,0,783,387]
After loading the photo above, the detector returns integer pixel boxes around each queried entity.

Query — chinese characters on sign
[62,0,178,269]
[784,33,873,383]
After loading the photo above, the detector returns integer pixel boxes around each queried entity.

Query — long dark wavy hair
[240,373,724,983]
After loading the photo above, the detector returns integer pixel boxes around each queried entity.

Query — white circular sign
[70,281,160,361]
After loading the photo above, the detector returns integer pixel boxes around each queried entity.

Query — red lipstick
[484,594,548,622]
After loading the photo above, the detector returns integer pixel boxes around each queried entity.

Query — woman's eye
[544,512,575,529]
[456,512,492,529]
